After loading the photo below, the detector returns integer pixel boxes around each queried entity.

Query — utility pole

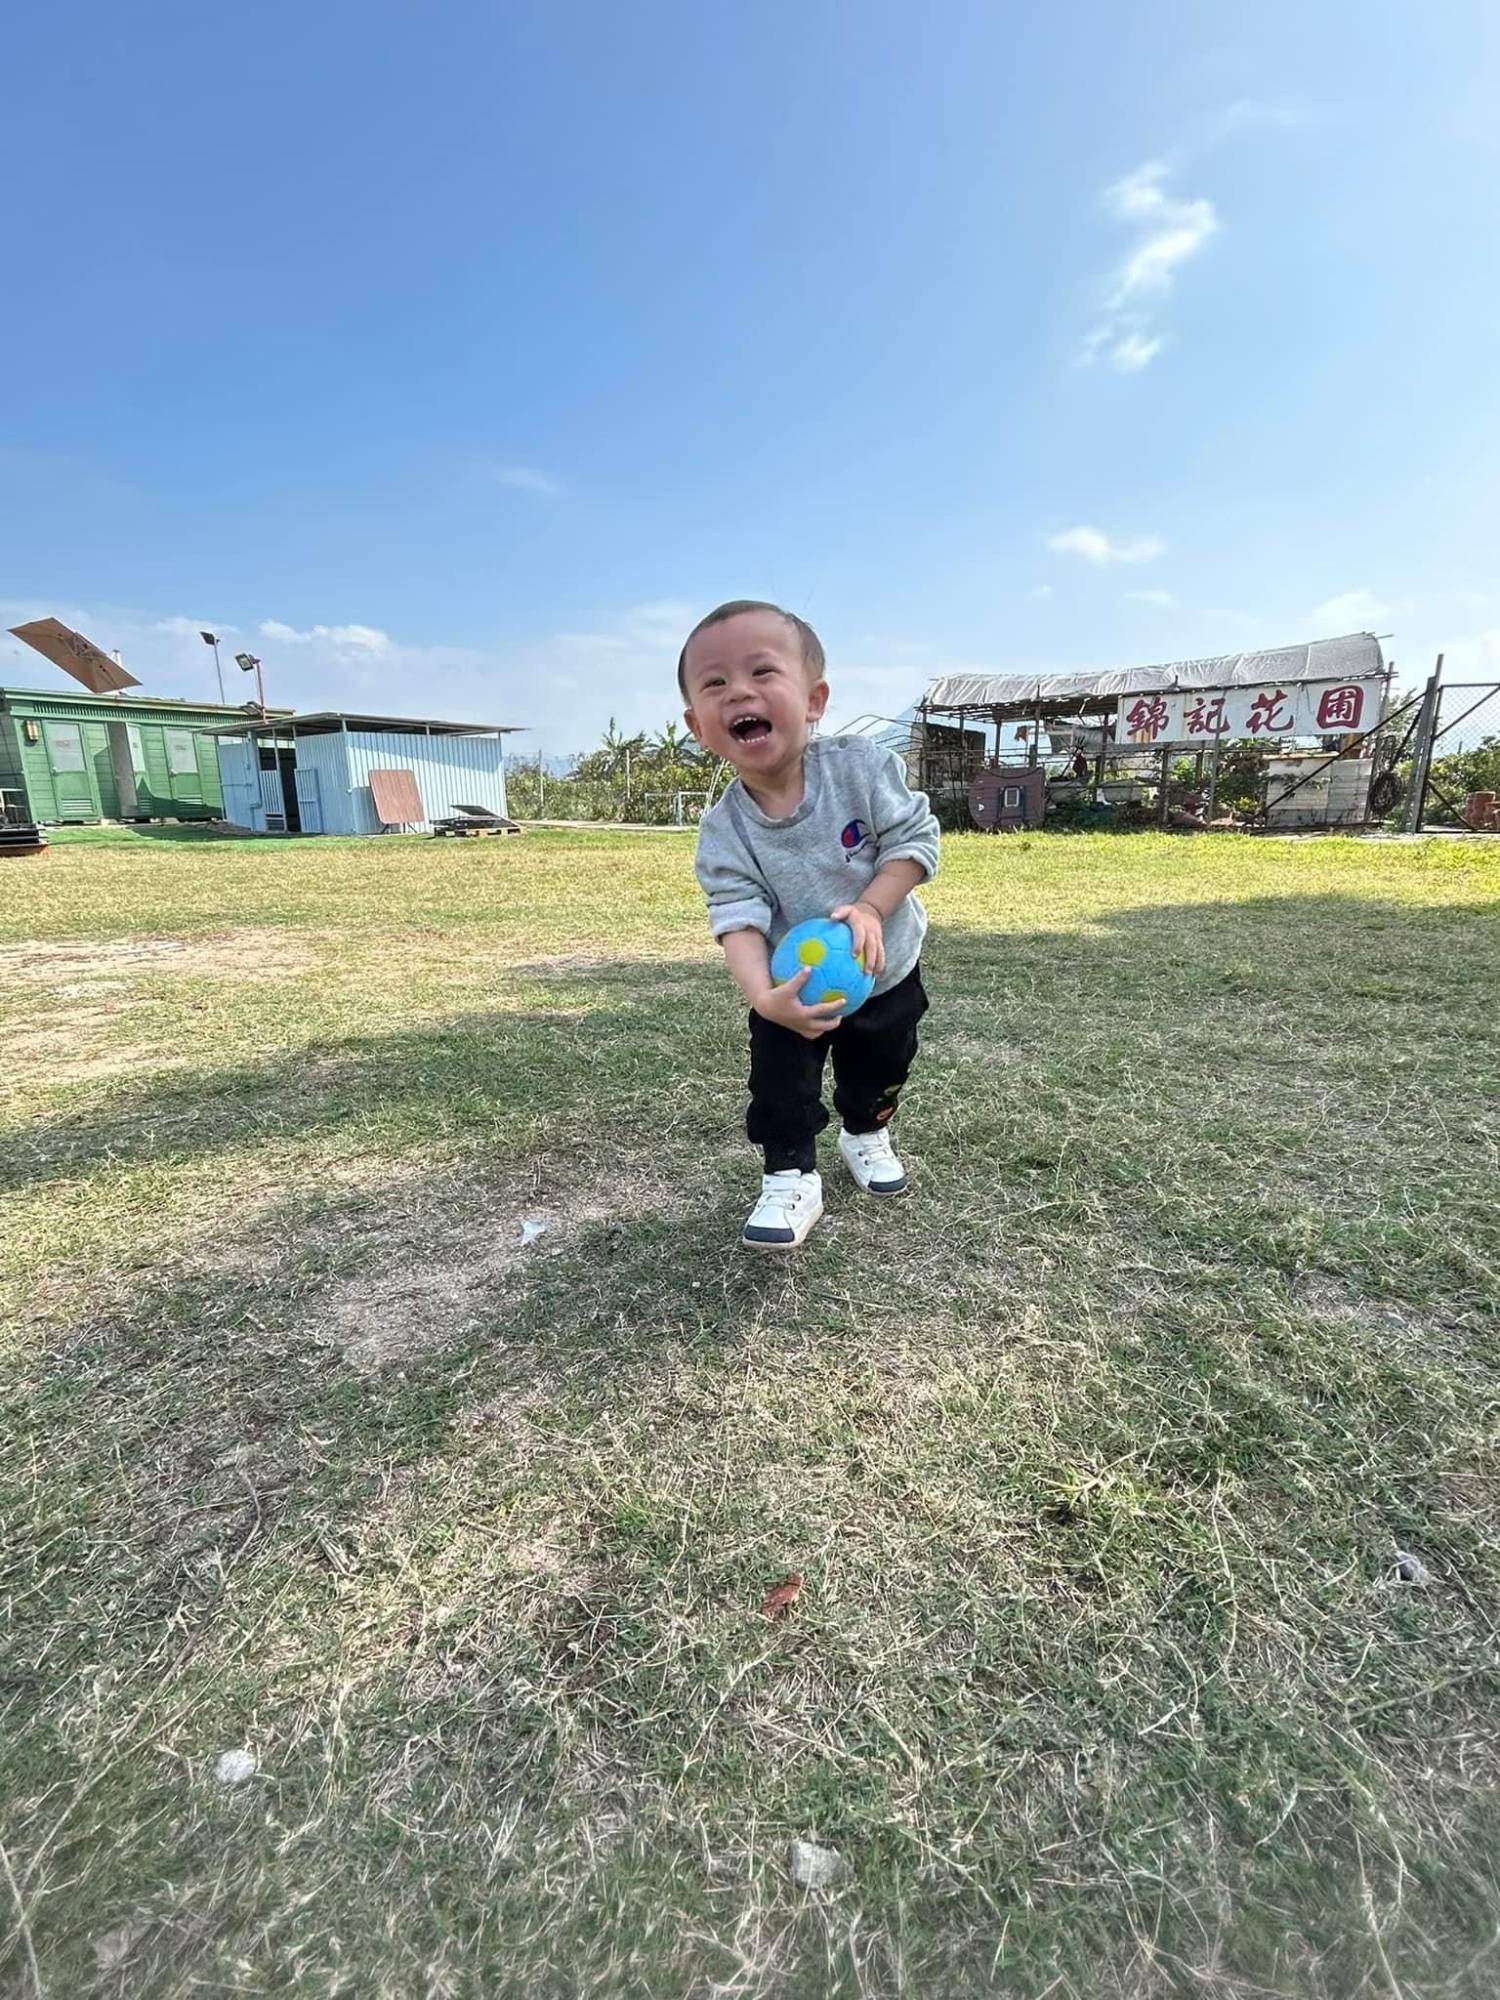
[1402,655,1444,834]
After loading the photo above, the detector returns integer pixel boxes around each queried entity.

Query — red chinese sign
[1314,683,1367,730]
[1122,694,1171,742]
[1245,688,1294,734]
[1115,678,1379,747]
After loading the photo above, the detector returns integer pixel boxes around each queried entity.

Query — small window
[164,728,199,776]
[127,725,148,773]
[46,722,86,771]
[1002,785,1022,809]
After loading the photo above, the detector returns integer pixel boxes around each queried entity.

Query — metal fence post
[1403,658,1444,834]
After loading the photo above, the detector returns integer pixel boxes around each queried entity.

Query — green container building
[0,686,265,824]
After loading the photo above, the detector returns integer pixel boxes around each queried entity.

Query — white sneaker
[837,1125,908,1196]
[742,1170,823,1250]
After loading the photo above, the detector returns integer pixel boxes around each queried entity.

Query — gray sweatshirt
[693,735,940,994]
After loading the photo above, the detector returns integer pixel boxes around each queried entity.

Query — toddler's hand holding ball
[753,965,845,1041]
[768,917,878,1026]
[830,899,885,979]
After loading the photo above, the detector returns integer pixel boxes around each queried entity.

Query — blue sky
[3,0,1498,753]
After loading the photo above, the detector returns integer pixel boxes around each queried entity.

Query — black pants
[747,963,929,1173]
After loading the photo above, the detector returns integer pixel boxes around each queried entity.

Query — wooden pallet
[431,808,521,837]
[0,821,48,858]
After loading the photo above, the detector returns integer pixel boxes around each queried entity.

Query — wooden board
[368,766,423,826]
[8,618,141,693]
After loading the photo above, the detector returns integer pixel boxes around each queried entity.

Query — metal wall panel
[257,762,287,830]
[0,689,244,821]
[214,738,261,829]
[340,730,507,833]
[294,766,324,834]
[216,725,508,835]
[290,729,357,835]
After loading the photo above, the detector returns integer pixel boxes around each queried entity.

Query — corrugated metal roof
[924,632,1386,712]
[0,683,281,721]
[203,711,520,737]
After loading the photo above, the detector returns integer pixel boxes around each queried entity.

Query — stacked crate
[1264,755,1374,828]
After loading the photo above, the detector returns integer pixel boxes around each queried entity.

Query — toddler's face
[681,610,828,778]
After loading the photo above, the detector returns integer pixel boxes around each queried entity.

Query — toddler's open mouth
[730,716,773,743]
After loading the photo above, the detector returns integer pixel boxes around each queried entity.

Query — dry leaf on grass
[760,1572,802,1619]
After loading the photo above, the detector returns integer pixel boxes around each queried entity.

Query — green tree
[651,720,690,766]
[1430,734,1500,804]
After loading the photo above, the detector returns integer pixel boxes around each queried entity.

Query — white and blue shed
[210,711,520,835]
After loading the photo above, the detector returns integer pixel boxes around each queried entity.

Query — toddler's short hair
[677,600,826,699]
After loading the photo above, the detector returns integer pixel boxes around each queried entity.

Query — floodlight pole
[234,653,268,721]
[200,631,226,704]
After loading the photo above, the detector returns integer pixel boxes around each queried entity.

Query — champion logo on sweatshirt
[839,817,872,858]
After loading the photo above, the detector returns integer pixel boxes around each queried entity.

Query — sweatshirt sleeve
[869,747,940,882]
[694,813,774,939]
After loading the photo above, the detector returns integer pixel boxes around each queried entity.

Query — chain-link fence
[504,763,728,825]
[1419,679,1500,828]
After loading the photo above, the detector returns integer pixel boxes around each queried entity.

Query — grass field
[3,824,1499,1999]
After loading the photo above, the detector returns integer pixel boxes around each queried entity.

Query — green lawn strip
[3,830,1499,1995]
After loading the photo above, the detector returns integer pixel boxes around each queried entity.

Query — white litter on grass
[214,1748,258,1786]
[1394,1552,1435,1587]
[787,1838,845,1888]
[519,1218,548,1246]
[93,1923,147,1973]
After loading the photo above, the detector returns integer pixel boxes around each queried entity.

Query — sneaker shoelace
[849,1132,894,1167]
[759,1174,808,1217]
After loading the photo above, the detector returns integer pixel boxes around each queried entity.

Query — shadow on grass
[6,889,1500,1995]
[8,891,1497,1198]
[43,822,258,845]
[3,959,729,1191]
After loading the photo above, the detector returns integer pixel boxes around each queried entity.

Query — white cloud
[0,597,651,753]
[1200,98,1318,145]
[541,599,695,666]
[1443,629,1500,673]
[153,615,239,640]
[823,663,935,734]
[1108,331,1166,372]
[1,596,956,763]
[1030,584,1054,600]
[1105,163,1219,304]
[1123,589,1175,607]
[260,620,391,652]
[1083,160,1218,372]
[1048,526,1166,565]
[1309,589,1392,634]
[491,463,565,497]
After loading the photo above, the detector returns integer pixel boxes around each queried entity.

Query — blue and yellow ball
[769,918,876,1017]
